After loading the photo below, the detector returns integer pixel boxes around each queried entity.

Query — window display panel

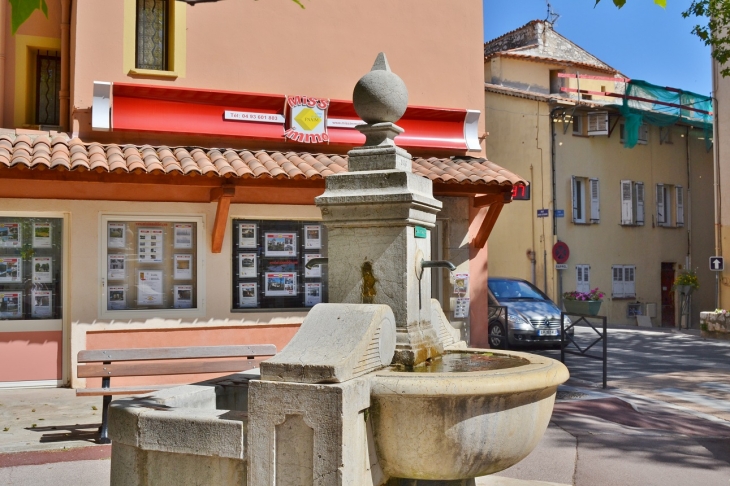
[0,217,63,320]
[232,220,328,310]
[105,220,198,311]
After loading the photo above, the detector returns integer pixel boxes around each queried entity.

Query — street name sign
[710,256,724,271]
[554,210,565,218]
[537,209,549,218]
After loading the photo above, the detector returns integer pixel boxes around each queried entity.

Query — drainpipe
[686,125,692,328]
[60,0,71,132]
[712,59,722,309]
[549,106,564,298]
[0,0,6,127]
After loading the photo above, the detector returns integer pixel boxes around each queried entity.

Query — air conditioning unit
[587,111,609,136]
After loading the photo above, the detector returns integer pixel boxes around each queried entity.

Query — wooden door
[661,262,675,327]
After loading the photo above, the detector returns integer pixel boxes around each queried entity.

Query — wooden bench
[76,344,277,444]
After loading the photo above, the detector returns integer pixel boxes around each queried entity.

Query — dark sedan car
[487,277,572,349]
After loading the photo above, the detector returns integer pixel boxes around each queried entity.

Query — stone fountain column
[316,53,443,367]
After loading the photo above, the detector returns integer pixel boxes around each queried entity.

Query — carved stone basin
[370,349,569,481]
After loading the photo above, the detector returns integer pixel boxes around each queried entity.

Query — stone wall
[700,311,730,340]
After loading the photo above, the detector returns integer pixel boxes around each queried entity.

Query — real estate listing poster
[0,291,22,318]
[174,285,193,309]
[0,223,21,248]
[238,223,257,248]
[304,225,321,249]
[108,286,127,310]
[238,282,258,308]
[108,254,125,280]
[305,282,321,307]
[238,253,257,278]
[31,290,52,318]
[107,223,126,248]
[265,272,297,296]
[174,254,193,280]
[0,257,21,283]
[264,232,297,257]
[453,273,469,295]
[454,297,470,319]
[32,223,52,248]
[137,270,163,306]
[32,257,52,283]
[304,254,322,278]
[174,224,193,249]
[138,228,164,263]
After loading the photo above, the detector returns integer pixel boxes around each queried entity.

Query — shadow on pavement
[24,423,102,444]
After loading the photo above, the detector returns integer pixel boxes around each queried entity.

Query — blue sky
[483,0,711,95]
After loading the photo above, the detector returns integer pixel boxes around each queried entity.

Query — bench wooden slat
[77,344,277,363]
[77,357,265,378]
[76,386,170,397]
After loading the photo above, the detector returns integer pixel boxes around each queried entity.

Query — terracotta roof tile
[0,133,526,188]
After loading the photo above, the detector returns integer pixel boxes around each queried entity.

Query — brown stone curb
[0,445,111,468]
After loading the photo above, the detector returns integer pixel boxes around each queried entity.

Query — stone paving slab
[0,458,110,486]
[0,388,105,453]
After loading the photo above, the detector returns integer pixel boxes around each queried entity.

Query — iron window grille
[35,51,61,126]
[135,0,169,71]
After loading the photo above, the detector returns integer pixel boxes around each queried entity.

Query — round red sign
[552,241,570,264]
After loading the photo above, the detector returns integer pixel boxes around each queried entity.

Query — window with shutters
[587,112,609,136]
[612,264,636,298]
[571,176,599,224]
[572,115,584,136]
[619,180,645,226]
[619,123,649,145]
[576,264,590,293]
[656,184,678,227]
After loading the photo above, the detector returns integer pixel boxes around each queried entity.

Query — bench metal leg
[99,372,111,444]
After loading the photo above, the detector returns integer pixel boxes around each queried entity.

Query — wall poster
[174,254,193,280]
[305,282,321,307]
[137,270,163,306]
[304,254,322,278]
[454,297,470,319]
[108,254,125,280]
[107,223,126,248]
[33,223,52,248]
[0,257,21,283]
[138,228,164,263]
[31,290,52,318]
[108,286,127,310]
[0,223,20,248]
[238,223,257,248]
[265,272,297,296]
[265,232,297,257]
[453,273,469,295]
[32,257,52,283]
[304,225,321,249]
[174,285,193,308]
[174,224,193,249]
[0,291,22,318]
[238,282,258,308]
[238,253,257,278]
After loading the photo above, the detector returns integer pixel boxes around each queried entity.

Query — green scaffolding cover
[619,80,713,149]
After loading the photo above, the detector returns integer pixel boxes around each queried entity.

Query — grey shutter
[656,184,665,225]
[590,178,600,223]
[612,265,624,298]
[676,186,684,227]
[621,180,633,225]
[635,182,645,226]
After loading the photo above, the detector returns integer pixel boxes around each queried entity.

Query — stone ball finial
[353,52,409,124]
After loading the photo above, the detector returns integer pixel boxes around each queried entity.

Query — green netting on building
[617,80,713,149]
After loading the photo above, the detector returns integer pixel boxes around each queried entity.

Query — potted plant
[562,288,604,316]
[672,270,699,295]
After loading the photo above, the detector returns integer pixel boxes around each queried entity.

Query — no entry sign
[552,241,570,264]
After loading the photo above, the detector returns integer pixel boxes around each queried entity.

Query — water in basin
[391,351,530,373]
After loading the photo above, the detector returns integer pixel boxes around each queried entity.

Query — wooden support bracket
[211,186,236,253]
[473,201,504,249]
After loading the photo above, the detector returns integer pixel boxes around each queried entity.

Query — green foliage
[9,0,48,35]
[684,1,730,76]
[595,0,666,8]
[672,270,700,290]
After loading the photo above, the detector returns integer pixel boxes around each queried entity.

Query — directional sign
[552,241,570,264]
[710,256,724,272]
[537,209,549,218]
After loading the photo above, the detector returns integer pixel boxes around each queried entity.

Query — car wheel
[488,320,508,349]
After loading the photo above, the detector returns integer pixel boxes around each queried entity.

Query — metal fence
[560,312,608,388]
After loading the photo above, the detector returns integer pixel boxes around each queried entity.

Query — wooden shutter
[624,266,636,297]
[621,180,633,225]
[656,184,665,225]
[587,112,609,136]
[635,182,645,226]
[590,178,600,223]
[571,176,578,222]
[676,186,684,227]
[612,265,624,298]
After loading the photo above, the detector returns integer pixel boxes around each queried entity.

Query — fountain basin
[370,348,569,481]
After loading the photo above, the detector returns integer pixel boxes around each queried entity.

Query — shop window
[232,220,328,310]
[136,0,169,71]
[101,215,204,317]
[0,217,63,320]
[34,51,61,126]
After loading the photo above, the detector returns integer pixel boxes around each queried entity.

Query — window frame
[612,264,636,299]
[135,0,170,72]
[99,213,206,319]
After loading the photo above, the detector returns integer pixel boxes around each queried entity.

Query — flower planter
[676,285,693,295]
[563,299,602,316]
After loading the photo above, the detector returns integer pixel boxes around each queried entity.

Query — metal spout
[420,259,456,272]
[305,257,329,270]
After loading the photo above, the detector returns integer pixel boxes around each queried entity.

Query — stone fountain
[108,54,569,486]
